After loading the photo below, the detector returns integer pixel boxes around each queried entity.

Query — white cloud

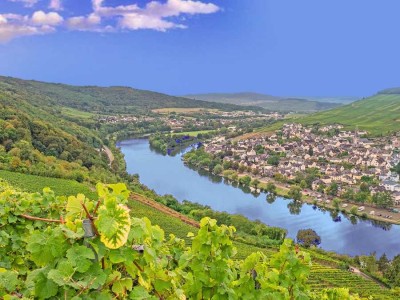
[119,13,186,32]
[0,14,55,43]
[49,0,63,11]
[32,11,63,26]
[145,0,220,18]
[0,0,220,42]
[66,13,102,31]
[93,0,219,32]
[8,0,38,7]
[0,12,59,43]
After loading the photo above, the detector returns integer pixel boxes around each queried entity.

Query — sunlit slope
[299,93,400,135]
[253,92,400,136]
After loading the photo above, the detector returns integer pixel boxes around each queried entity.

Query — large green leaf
[96,204,131,249]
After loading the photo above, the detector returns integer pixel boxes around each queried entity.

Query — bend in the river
[118,138,400,258]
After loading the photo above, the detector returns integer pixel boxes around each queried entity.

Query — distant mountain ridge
[184,92,353,113]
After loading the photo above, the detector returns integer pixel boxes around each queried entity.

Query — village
[98,110,284,131]
[203,123,400,213]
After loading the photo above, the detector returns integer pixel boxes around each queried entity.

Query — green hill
[254,89,400,136]
[184,92,344,112]
[0,76,259,185]
[0,76,256,114]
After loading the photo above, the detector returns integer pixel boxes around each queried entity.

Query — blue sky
[0,0,400,97]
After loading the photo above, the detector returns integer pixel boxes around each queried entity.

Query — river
[118,138,400,258]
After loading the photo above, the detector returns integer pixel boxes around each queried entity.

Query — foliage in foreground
[0,182,364,299]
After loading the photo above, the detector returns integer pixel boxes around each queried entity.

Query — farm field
[61,107,97,119]
[152,107,220,114]
[173,130,216,136]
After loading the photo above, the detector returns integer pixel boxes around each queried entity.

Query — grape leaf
[129,286,158,300]
[34,272,58,300]
[112,278,133,295]
[47,260,76,288]
[0,269,19,293]
[66,245,95,273]
[96,204,131,249]
[27,228,68,266]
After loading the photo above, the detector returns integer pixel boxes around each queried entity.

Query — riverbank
[182,157,400,225]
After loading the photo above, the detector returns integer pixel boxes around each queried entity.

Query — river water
[118,138,400,258]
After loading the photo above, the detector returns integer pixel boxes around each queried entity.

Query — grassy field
[61,107,97,119]
[250,93,400,137]
[0,170,97,199]
[173,130,216,136]
[152,107,219,114]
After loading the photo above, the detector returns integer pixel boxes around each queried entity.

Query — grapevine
[0,181,364,299]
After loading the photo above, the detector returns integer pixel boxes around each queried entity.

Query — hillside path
[103,146,114,167]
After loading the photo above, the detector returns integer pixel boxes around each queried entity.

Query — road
[103,146,114,167]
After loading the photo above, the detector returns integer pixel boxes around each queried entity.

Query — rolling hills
[0,76,257,114]
[252,88,400,136]
[184,92,348,112]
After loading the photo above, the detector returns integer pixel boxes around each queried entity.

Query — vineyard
[0,170,97,198]
[0,174,398,298]
[129,194,397,299]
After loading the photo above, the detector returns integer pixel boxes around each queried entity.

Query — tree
[378,253,390,274]
[265,182,277,194]
[267,155,280,166]
[238,164,247,173]
[372,192,394,209]
[296,229,321,248]
[251,179,260,189]
[213,164,223,175]
[300,180,307,189]
[288,186,302,201]
[239,175,251,186]
[360,182,370,193]
[342,188,355,201]
[327,182,339,196]
[333,198,342,210]
[392,162,400,176]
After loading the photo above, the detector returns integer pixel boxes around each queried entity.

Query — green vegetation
[256,91,400,136]
[0,182,366,299]
[297,229,322,248]
[149,133,200,155]
[174,129,216,136]
[61,107,96,119]
[0,76,253,115]
[0,170,97,198]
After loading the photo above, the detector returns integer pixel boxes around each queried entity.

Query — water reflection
[266,193,276,204]
[118,139,400,258]
[287,200,302,215]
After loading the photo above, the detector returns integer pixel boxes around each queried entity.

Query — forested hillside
[0,76,252,184]
[0,76,254,114]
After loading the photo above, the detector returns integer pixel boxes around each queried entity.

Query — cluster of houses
[98,115,155,124]
[204,123,400,206]
[98,111,284,132]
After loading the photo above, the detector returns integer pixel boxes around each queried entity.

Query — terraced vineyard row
[131,195,397,299]
[309,264,395,300]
